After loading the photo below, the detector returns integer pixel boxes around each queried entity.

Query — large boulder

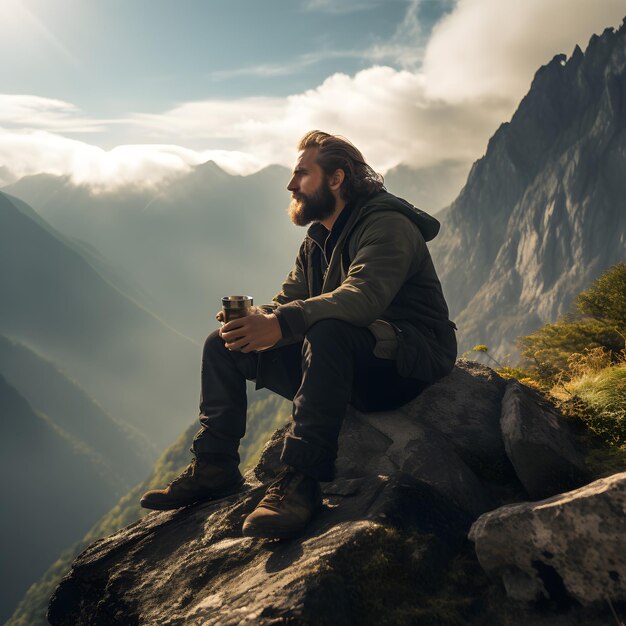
[500,380,589,499]
[469,472,626,606]
[46,362,594,625]
[401,360,511,480]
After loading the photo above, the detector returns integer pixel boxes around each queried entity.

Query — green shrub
[517,264,626,382]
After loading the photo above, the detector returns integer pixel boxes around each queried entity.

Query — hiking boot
[242,468,322,539]
[140,454,245,510]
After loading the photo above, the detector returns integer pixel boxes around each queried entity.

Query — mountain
[0,165,16,186]
[4,190,151,306]
[0,374,127,623]
[0,191,199,448]
[7,390,290,626]
[4,163,303,339]
[429,20,626,361]
[384,159,470,214]
[0,334,152,485]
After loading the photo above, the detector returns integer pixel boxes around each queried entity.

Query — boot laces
[169,459,196,487]
[263,469,297,505]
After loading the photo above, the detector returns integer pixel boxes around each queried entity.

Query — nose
[287,176,298,192]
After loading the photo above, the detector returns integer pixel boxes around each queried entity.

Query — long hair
[297,130,384,203]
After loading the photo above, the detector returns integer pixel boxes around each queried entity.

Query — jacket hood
[358,190,441,242]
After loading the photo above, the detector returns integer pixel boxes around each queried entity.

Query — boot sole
[140,479,247,511]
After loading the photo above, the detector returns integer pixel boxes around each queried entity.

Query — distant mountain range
[0,191,206,621]
[0,334,151,484]
[6,389,291,626]
[0,191,199,448]
[429,20,626,360]
[0,373,126,623]
[4,164,302,339]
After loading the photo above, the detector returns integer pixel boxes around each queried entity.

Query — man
[141,130,458,539]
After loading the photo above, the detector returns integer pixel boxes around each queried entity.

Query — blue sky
[0,0,451,113]
[0,0,624,187]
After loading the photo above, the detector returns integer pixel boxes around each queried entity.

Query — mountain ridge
[429,18,626,360]
[0,374,130,624]
[0,191,199,447]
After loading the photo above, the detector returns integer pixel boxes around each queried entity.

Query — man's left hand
[220,314,282,353]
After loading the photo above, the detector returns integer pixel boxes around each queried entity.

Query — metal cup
[222,295,253,323]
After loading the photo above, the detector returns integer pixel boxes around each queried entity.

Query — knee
[203,329,225,359]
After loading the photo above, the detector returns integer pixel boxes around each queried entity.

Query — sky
[0,0,625,188]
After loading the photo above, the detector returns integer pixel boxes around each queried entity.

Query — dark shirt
[312,204,352,296]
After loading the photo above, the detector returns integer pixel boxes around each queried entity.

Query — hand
[215,306,261,324]
[219,313,282,353]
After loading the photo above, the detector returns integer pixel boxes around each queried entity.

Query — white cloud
[0,129,264,190]
[0,95,103,132]
[1,0,625,189]
[132,0,626,174]
[421,0,626,101]
[125,64,512,174]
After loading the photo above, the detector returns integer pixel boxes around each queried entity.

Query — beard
[288,177,336,227]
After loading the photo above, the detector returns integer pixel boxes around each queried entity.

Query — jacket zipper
[322,231,332,280]
[309,235,332,282]
[307,203,371,287]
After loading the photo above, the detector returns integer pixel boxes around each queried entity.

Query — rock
[400,360,512,481]
[500,380,589,499]
[47,475,467,626]
[46,361,593,625]
[339,411,495,518]
[469,472,626,606]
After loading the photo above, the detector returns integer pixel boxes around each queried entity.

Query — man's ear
[329,168,345,191]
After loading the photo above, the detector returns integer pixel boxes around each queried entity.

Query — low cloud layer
[0,0,624,190]
[0,129,266,188]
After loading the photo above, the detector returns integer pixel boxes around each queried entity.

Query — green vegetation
[516,263,625,382]
[494,264,626,476]
[467,344,504,368]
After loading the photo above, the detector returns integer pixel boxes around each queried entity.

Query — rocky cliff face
[430,19,626,360]
[47,362,624,625]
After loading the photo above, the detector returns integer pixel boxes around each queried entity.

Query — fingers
[221,321,246,342]
[221,318,246,334]
[225,337,251,351]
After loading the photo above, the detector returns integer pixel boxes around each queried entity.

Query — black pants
[193,319,428,481]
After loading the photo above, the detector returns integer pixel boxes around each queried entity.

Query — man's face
[287,147,337,227]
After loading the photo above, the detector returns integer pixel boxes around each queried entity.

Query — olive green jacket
[260,190,457,382]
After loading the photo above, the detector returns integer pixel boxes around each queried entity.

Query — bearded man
[141,130,458,539]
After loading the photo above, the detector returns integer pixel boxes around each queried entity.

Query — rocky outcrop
[469,472,626,605]
[47,361,605,625]
[429,19,626,359]
[501,381,589,499]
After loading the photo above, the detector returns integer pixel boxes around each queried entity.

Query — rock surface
[47,361,596,625]
[469,472,626,606]
[400,360,511,479]
[501,380,589,499]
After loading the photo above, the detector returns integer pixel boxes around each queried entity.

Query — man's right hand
[214,306,262,324]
